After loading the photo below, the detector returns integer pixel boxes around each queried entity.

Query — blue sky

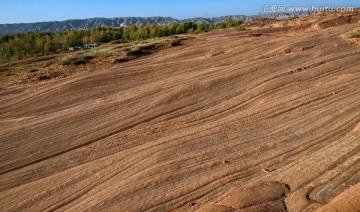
[1,0,360,24]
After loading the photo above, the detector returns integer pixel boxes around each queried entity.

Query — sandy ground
[0,12,360,211]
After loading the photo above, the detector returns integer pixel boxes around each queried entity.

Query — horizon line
[0,13,267,25]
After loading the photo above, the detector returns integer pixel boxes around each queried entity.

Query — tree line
[0,19,242,64]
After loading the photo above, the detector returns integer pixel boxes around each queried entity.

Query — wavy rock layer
[0,13,360,211]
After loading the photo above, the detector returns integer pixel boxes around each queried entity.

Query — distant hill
[0,12,312,34]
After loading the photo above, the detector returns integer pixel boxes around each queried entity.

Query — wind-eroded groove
[264,51,360,84]
[0,103,196,176]
[1,13,360,211]
[102,112,358,211]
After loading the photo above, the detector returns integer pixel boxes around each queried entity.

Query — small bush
[37,71,63,81]
[343,27,360,44]
[61,53,95,65]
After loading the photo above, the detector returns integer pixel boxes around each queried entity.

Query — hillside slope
[0,12,360,211]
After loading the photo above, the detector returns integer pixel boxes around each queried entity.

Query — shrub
[61,53,95,65]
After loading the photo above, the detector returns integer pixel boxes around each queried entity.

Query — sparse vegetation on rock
[342,26,360,44]
[0,19,242,64]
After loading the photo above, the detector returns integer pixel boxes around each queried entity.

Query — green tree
[159,26,170,37]
[114,28,123,40]
[226,19,233,28]
[176,25,184,34]
[169,24,178,35]
[197,23,205,32]
[97,31,112,43]
[122,27,131,40]
[216,23,226,29]
[129,25,138,40]
[66,31,82,47]
[233,20,242,27]
[182,22,194,33]
[150,25,159,38]
[137,26,150,39]
[44,40,56,54]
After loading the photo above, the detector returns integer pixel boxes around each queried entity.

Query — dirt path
[0,13,360,211]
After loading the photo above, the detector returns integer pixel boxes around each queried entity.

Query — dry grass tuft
[342,26,360,44]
